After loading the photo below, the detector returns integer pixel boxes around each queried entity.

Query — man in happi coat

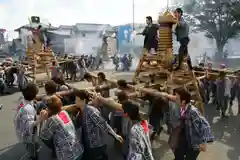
[14,83,46,160]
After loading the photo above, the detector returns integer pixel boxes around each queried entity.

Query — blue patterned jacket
[185,105,215,149]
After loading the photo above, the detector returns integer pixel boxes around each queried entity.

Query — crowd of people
[0,50,135,95]
[4,6,240,160]
[198,63,240,117]
[0,52,105,94]
[12,70,219,160]
[111,53,133,71]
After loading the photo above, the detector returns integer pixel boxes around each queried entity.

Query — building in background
[47,30,72,54]
[74,23,114,37]
[0,28,6,45]
[63,23,116,55]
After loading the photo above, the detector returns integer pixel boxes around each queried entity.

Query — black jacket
[142,24,159,50]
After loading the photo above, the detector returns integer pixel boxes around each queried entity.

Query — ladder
[168,58,204,113]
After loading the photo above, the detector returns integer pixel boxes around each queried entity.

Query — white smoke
[64,24,111,56]
[19,28,32,48]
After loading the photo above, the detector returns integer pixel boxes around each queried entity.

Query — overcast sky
[0,0,172,30]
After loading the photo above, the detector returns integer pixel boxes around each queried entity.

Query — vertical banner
[117,25,132,52]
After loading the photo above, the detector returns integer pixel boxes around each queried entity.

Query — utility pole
[167,0,169,10]
[132,0,135,30]
[132,0,135,46]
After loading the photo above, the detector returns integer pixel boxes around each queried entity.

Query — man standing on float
[174,8,193,70]
[138,16,159,54]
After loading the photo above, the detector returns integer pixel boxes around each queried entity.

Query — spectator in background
[51,61,62,82]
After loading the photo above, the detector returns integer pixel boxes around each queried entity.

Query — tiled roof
[14,23,57,31]
[48,30,71,36]
[58,25,74,30]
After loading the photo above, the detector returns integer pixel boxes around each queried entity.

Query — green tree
[183,0,240,59]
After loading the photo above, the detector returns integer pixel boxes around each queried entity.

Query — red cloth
[58,111,70,124]
[141,120,149,133]
[180,105,187,118]
[17,102,24,112]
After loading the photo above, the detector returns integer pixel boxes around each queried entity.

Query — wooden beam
[35,83,113,101]
[194,71,237,78]
[88,72,134,89]
[193,66,235,74]
[62,96,147,117]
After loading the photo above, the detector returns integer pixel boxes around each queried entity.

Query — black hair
[38,25,42,29]
[44,81,57,95]
[175,88,191,104]
[97,72,106,80]
[117,79,128,88]
[52,61,56,66]
[22,83,39,101]
[122,101,141,121]
[175,8,183,15]
[152,96,169,112]
[146,16,153,23]
[83,73,92,80]
[116,91,128,102]
[52,78,65,86]
[73,89,90,103]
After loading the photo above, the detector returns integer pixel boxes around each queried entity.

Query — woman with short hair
[39,95,84,160]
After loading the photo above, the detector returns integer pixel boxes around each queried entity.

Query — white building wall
[64,33,102,55]
[19,28,32,49]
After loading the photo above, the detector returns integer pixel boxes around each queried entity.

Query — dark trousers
[83,153,107,160]
[24,142,39,160]
[83,145,108,160]
[174,137,200,160]
[210,82,217,104]
[174,147,200,160]
[149,115,163,141]
[177,37,192,70]
[174,125,200,160]
[217,96,229,115]
[70,71,77,80]
[113,116,123,135]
